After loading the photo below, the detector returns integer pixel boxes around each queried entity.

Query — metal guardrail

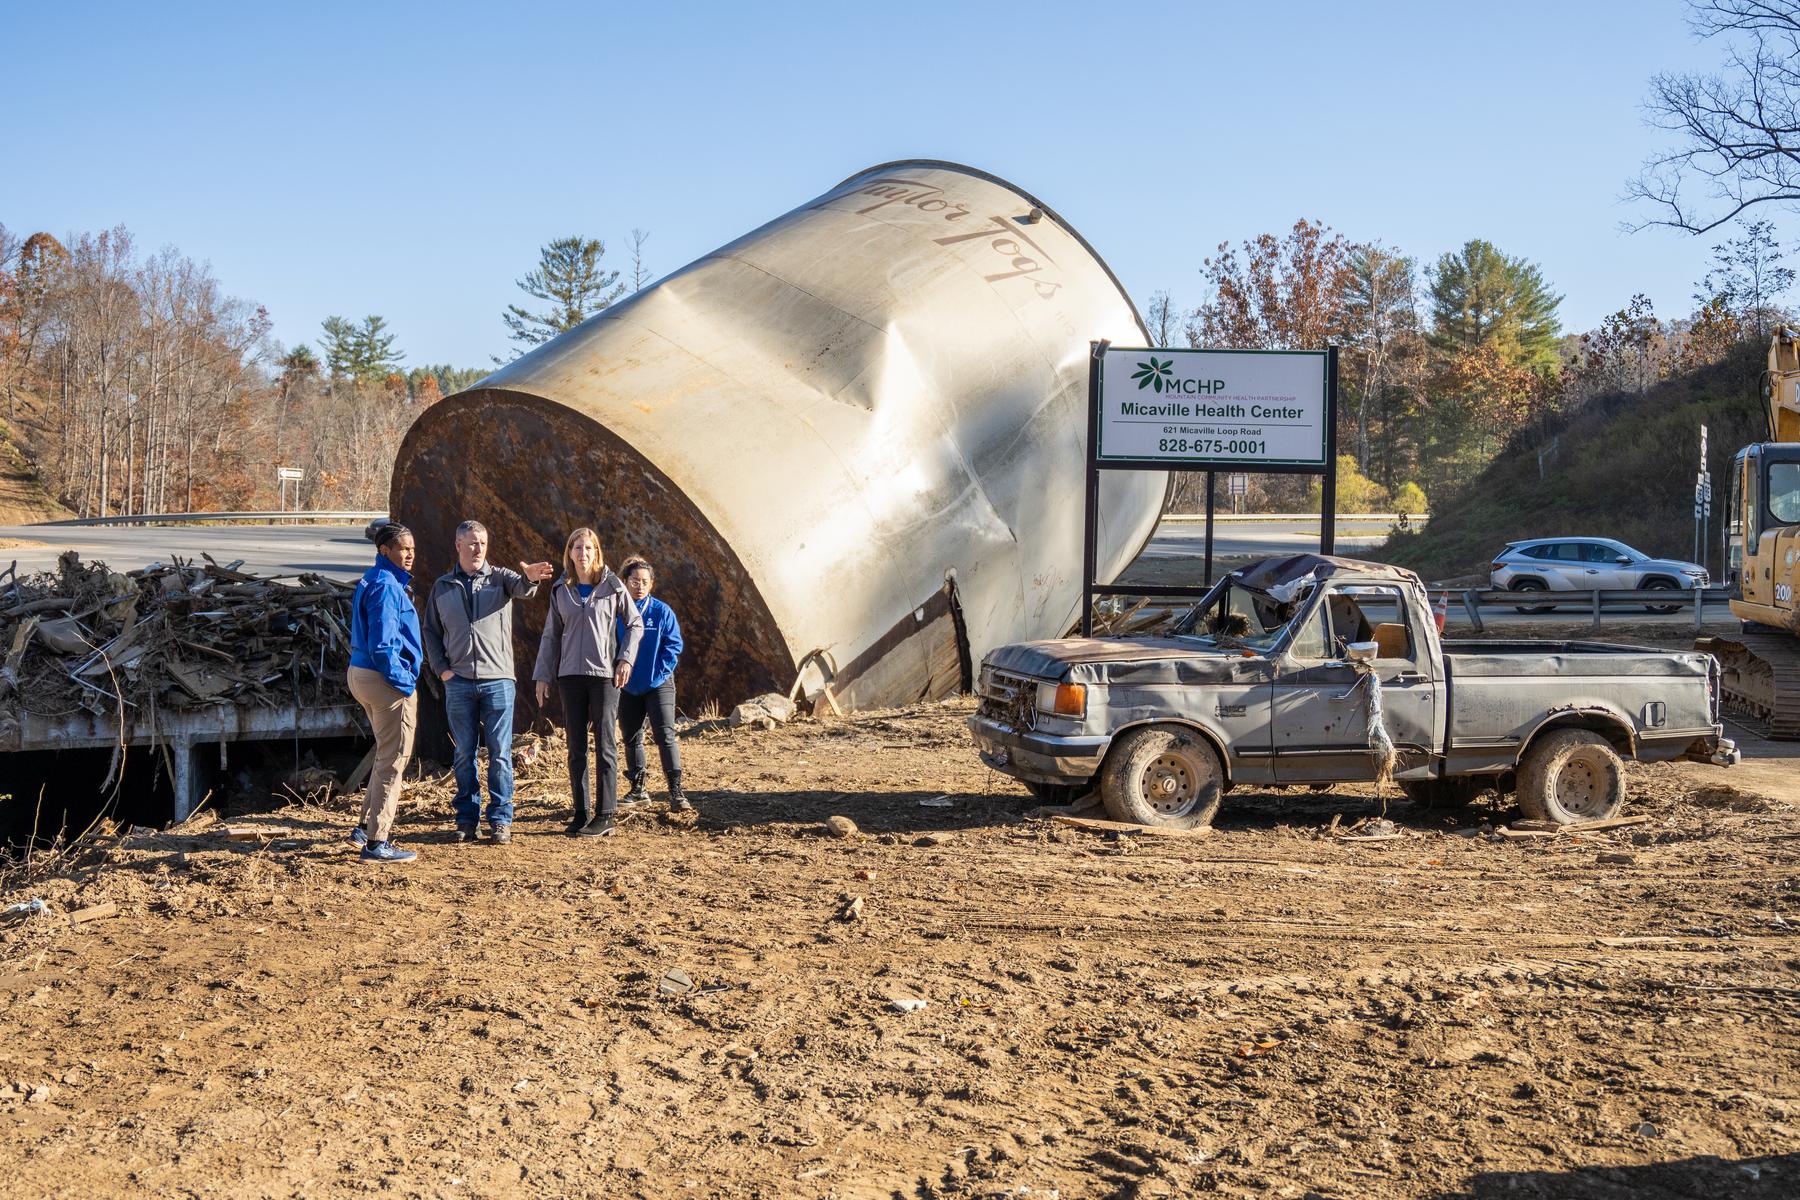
[1162,512,1427,524]
[31,511,387,528]
[1441,586,1731,633]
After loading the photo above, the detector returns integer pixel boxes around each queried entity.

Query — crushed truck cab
[970,554,1738,829]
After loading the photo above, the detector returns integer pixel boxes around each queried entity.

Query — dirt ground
[2,699,1797,1199]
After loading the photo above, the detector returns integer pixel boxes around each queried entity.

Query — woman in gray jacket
[533,527,644,836]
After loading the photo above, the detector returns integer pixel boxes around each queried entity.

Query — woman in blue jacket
[347,520,424,863]
[617,556,690,812]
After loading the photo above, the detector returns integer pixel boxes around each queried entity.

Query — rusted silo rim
[842,158,1176,545]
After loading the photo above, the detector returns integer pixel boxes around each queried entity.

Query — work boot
[668,789,694,814]
[490,824,512,845]
[348,826,369,849]
[456,824,479,844]
[621,776,650,808]
[574,815,617,838]
[360,841,417,864]
[564,806,593,836]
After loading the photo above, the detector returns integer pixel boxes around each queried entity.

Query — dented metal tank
[391,160,1165,726]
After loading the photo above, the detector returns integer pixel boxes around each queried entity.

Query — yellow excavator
[1701,328,1800,735]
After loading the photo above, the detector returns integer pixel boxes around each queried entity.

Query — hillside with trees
[1376,340,1764,582]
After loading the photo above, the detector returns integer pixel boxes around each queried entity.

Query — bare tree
[1632,1,1800,232]
[1341,244,1419,471]
[629,228,651,292]
[1141,290,1179,346]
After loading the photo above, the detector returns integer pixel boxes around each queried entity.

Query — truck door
[1273,585,1439,782]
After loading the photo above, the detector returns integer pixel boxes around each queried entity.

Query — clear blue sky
[0,0,1752,367]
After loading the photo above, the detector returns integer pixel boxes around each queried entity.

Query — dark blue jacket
[349,555,423,696]
[618,595,682,694]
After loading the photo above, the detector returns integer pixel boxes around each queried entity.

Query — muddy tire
[1515,729,1626,825]
[1098,725,1224,831]
[1399,777,1485,810]
[1024,780,1090,806]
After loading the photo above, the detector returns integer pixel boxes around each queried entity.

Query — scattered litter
[2,899,48,921]
[889,997,928,1013]
[1637,1121,1659,1138]
[914,832,954,847]
[854,869,877,881]
[824,815,859,838]
[1234,1036,1282,1058]
[658,968,695,997]
[839,895,864,922]
[1337,818,1401,842]
[918,795,954,808]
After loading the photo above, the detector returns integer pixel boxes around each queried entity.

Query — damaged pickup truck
[971,555,1739,829]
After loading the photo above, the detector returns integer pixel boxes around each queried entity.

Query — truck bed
[1442,640,1715,773]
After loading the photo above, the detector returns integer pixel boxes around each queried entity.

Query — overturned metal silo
[391,160,1165,730]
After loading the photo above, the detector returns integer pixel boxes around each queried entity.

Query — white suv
[1491,538,1708,612]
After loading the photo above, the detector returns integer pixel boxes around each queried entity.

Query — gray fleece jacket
[533,569,644,682]
[422,563,539,681]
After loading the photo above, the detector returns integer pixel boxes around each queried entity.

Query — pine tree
[319,315,402,381]
[502,236,625,351]
[1426,240,1562,370]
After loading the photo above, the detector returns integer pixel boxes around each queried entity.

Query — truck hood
[984,637,1273,687]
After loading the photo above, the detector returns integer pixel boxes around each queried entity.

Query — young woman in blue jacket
[347,520,424,863]
[617,556,690,812]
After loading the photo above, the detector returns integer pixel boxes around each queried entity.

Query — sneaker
[668,791,694,814]
[360,840,417,864]
[456,825,480,844]
[574,816,617,838]
[348,826,369,848]
[490,824,512,845]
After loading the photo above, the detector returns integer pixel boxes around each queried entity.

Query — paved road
[1143,517,1396,559]
[0,523,372,581]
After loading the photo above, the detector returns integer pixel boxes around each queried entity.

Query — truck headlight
[1036,681,1086,717]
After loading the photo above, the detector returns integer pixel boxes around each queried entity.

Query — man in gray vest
[423,520,554,844]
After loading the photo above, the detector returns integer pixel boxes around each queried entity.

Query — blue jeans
[445,676,516,828]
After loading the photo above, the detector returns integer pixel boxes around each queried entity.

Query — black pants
[620,679,682,787]
[559,675,619,818]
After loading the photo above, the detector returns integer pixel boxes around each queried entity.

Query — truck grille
[977,668,1037,731]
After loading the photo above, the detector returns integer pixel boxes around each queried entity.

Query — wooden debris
[220,826,297,842]
[67,902,118,925]
[1050,815,1212,839]
[0,552,355,730]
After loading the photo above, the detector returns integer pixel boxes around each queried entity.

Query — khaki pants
[348,666,417,844]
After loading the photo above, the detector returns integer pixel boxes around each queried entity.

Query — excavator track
[1697,632,1800,739]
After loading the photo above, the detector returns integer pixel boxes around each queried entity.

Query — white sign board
[277,467,304,482]
[1227,473,1248,497]
[1097,348,1328,468]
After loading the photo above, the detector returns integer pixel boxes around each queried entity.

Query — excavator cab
[1704,329,1800,734]
[1725,443,1800,595]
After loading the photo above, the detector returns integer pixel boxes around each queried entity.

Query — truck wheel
[1099,726,1224,830]
[1399,778,1485,810]
[1024,780,1091,806]
[1516,730,1626,825]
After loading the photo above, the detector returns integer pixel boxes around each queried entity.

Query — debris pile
[0,552,355,732]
